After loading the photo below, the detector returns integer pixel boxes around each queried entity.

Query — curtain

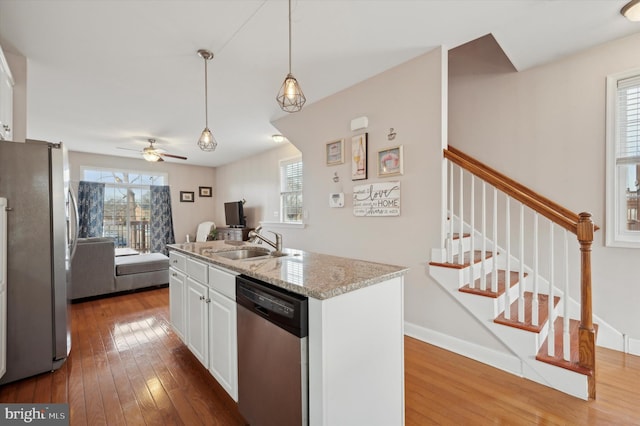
[150,185,175,255]
[77,181,105,238]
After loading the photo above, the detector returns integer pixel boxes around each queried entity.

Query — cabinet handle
[206,298,211,303]
[172,272,177,277]
[172,259,178,263]
[199,295,205,301]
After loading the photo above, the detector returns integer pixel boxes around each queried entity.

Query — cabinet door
[186,277,209,367]
[0,71,13,140]
[208,290,238,401]
[169,268,186,342]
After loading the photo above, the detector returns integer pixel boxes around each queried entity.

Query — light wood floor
[0,287,639,425]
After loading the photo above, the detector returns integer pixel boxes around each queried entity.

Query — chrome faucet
[248,229,283,255]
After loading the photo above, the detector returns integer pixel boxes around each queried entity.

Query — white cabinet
[168,250,239,402]
[169,251,187,341]
[186,276,209,367]
[0,46,13,141]
[169,268,186,342]
[208,266,238,401]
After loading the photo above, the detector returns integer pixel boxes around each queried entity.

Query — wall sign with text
[353,181,400,217]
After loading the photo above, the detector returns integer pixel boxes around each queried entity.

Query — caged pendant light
[276,0,306,113]
[197,49,217,152]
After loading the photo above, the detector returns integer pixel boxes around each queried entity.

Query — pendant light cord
[288,0,292,74]
[204,56,209,128]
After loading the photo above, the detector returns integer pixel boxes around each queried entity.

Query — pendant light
[276,0,306,113]
[197,49,217,152]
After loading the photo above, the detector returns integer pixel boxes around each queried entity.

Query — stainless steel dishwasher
[236,274,309,426]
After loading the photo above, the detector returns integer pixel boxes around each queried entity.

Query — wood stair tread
[536,318,598,376]
[494,292,559,333]
[459,270,524,298]
[429,250,493,270]
[452,232,470,240]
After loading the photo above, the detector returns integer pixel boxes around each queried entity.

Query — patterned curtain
[150,185,175,255]
[77,181,105,238]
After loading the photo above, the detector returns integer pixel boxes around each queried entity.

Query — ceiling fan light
[276,73,306,113]
[198,127,217,152]
[622,0,640,21]
[143,151,161,162]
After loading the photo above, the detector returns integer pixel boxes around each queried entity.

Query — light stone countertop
[167,240,408,300]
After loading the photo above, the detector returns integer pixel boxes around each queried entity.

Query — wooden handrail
[444,146,601,235]
[445,145,597,399]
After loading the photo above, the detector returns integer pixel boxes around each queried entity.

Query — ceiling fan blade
[160,153,188,160]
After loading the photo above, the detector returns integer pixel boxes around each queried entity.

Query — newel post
[577,212,596,399]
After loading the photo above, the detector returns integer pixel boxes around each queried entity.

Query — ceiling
[0,0,638,167]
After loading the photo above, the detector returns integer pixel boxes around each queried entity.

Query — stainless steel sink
[215,248,272,260]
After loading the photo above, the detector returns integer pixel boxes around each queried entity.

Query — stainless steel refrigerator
[0,139,77,384]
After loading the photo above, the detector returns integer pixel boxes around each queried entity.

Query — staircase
[429,146,597,400]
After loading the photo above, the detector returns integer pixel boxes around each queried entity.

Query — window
[280,157,303,223]
[606,70,640,247]
[81,167,167,250]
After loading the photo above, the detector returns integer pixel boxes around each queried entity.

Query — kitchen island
[168,240,407,426]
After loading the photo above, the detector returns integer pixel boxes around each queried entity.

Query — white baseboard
[404,321,522,377]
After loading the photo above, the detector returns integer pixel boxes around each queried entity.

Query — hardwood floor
[1,287,639,425]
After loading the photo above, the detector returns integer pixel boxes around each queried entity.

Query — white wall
[4,49,26,142]
[69,151,216,244]
[213,142,301,230]
[449,32,640,340]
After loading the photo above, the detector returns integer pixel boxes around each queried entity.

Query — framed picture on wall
[199,186,212,197]
[180,191,194,202]
[351,133,368,180]
[326,139,345,165]
[377,145,404,177]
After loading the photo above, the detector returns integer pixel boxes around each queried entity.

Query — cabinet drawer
[208,265,238,300]
[187,258,208,283]
[169,251,186,272]
[169,267,186,282]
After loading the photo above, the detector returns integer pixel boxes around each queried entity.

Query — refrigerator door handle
[68,188,79,259]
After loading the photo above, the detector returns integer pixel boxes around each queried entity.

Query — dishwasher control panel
[236,275,308,338]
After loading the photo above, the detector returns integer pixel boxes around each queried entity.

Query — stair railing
[443,145,597,399]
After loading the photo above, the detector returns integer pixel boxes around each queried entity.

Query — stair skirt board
[428,264,591,400]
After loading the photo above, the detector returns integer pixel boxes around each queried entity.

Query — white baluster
[448,162,454,263]
[518,204,525,323]
[491,187,498,293]
[470,176,475,288]
[563,229,571,361]
[481,182,487,291]
[504,196,511,320]
[548,222,555,357]
[458,167,464,265]
[532,213,539,327]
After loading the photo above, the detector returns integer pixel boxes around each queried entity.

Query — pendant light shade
[276,0,306,113]
[197,49,217,152]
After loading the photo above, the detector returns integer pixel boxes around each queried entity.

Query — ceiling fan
[118,139,187,162]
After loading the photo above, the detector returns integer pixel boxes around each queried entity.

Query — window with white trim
[81,167,167,250]
[606,70,640,247]
[279,157,303,223]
